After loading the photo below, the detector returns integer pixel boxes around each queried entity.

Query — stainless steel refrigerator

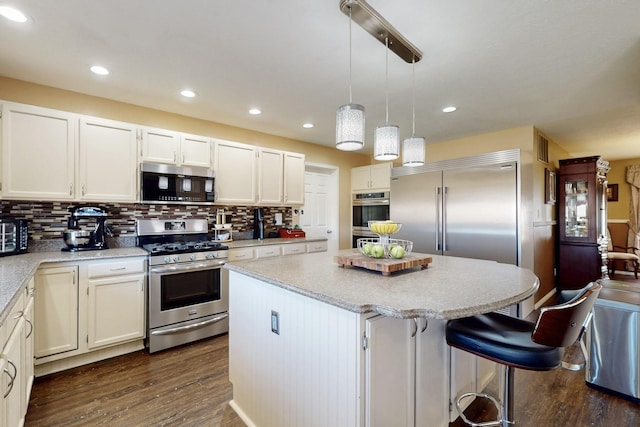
[390,154,519,266]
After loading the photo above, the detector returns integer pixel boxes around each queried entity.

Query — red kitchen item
[278,228,306,238]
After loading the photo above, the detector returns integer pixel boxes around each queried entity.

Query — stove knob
[164,256,171,264]
[173,255,180,263]
[205,253,213,259]
[190,254,196,261]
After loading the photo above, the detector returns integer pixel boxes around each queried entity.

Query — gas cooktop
[143,240,228,256]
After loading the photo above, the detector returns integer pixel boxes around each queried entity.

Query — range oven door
[148,260,229,354]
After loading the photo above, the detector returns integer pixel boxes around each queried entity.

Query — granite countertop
[226,237,327,249]
[225,249,539,320]
[0,248,147,325]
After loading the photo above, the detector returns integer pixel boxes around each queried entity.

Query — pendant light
[374,36,399,161]
[336,6,365,151]
[402,58,425,167]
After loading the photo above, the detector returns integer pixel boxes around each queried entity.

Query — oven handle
[150,260,226,274]
[150,313,229,336]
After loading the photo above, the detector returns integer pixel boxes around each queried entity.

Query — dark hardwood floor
[26,275,640,426]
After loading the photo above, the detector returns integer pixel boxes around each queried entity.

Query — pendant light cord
[348,8,353,104]
[411,57,416,137]
[385,36,389,124]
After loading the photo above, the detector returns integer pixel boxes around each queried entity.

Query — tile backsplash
[0,201,292,242]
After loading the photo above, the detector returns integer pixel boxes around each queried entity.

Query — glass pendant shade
[374,124,400,160]
[336,103,365,151]
[402,136,426,166]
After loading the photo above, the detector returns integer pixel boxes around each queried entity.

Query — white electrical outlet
[275,213,283,225]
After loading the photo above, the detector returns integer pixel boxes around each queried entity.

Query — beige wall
[0,76,371,249]
[607,157,640,221]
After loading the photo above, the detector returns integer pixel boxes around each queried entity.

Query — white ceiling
[1,0,640,161]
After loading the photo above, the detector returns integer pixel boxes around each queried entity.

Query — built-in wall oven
[352,191,390,248]
[137,219,229,353]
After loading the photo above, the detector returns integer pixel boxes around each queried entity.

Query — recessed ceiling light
[249,108,262,115]
[0,6,27,23]
[302,123,314,129]
[181,89,196,98]
[442,106,457,113]
[90,65,110,76]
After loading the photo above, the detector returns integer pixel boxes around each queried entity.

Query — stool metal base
[455,365,515,427]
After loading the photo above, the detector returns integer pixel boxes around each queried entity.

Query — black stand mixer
[62,206,111,251]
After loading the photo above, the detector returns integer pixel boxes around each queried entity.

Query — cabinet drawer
[307,241,328,253]
[88,258,146,278]
[281,243,306,255]
[255,245,281,258]
[229,247,255,262]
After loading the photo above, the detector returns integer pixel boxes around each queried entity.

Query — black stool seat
[446,312,563,371]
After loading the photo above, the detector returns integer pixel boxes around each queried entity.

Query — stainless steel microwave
[141,163,215,205]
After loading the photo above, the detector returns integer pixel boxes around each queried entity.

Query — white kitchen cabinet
[23,278,35,410]
[141,127,212,168]
[2,289,27,427]
[213,139,257,204]
[1,102,76,200]
[258,148,284,205]
[34,266,79,358]
[365,316,449,427]
[306,240,328,253]
[281,242,306,255]
[228,247,255,261]
[78,117,138,202]
[283,151,305,205]
[255,245,281,258]
[87,260,145,349]
[351,163,392,192]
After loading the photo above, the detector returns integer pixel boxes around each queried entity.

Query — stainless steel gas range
[137,218,229,353]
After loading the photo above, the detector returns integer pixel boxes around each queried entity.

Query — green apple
[390,245,405,259]
[363,243,373,255]
[371,244,385,258]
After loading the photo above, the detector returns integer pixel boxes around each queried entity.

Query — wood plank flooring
[26,276,640,426]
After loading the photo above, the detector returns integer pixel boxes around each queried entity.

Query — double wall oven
[352,191,390,247]
[137,219,228,353]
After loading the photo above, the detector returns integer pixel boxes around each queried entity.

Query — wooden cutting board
[334,252,432,276]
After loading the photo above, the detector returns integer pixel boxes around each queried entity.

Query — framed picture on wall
[545,168,556,205]
[607,184,618,202]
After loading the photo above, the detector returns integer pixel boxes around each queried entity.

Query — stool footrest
[456,392,504,427]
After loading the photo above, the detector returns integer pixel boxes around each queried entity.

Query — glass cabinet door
[563,178,589,238]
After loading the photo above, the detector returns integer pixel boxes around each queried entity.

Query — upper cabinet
[214,139,257,204]
[351,162,392,192]
[1,103,138,202]
[2,103,77,200]
[78,118,137,202]
[140,127,212,168]
[214,139,305,206]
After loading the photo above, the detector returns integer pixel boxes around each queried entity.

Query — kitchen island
[225,249,539,427]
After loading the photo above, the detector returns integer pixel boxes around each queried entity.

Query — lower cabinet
[34,257,147,374]
[365,315,449,427]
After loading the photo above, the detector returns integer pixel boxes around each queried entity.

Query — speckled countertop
[225,249,539,320]
[0,248,147,325]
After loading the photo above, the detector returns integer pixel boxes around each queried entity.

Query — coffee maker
[63,206,111,251]
[253,208,265,240]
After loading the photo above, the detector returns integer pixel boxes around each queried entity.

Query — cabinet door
[351,166,372,191]
[22,295,34,408]
[1,102,76,200]
[141,127,180,165]
[255,245,281,258]
[3,317,25,427]
[78,118,138,201]
[228,247,254,261]
[284,152,305,205]
[34,266,79,358]
[181,134,212,168]
[258,148,284,205]
[365,315,415,427]
[87,274,145,349]
[369,163,391,190]
[213,139,257,204]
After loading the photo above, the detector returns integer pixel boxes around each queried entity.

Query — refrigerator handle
[436,186,442,251]
[442,186,448,252]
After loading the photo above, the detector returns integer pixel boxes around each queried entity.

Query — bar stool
[446,281,602,427]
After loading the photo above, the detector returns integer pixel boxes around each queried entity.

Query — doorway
[299,163,339,252]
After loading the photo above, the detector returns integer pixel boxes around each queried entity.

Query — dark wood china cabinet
[557,156,610,289]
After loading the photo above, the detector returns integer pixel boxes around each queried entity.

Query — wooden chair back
[532,282,602,348]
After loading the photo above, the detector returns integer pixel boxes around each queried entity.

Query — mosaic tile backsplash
[0,201,292,243]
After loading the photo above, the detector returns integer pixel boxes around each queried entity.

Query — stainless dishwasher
[586,279,640,402]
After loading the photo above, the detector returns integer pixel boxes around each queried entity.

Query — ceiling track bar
[340,0,422,63]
